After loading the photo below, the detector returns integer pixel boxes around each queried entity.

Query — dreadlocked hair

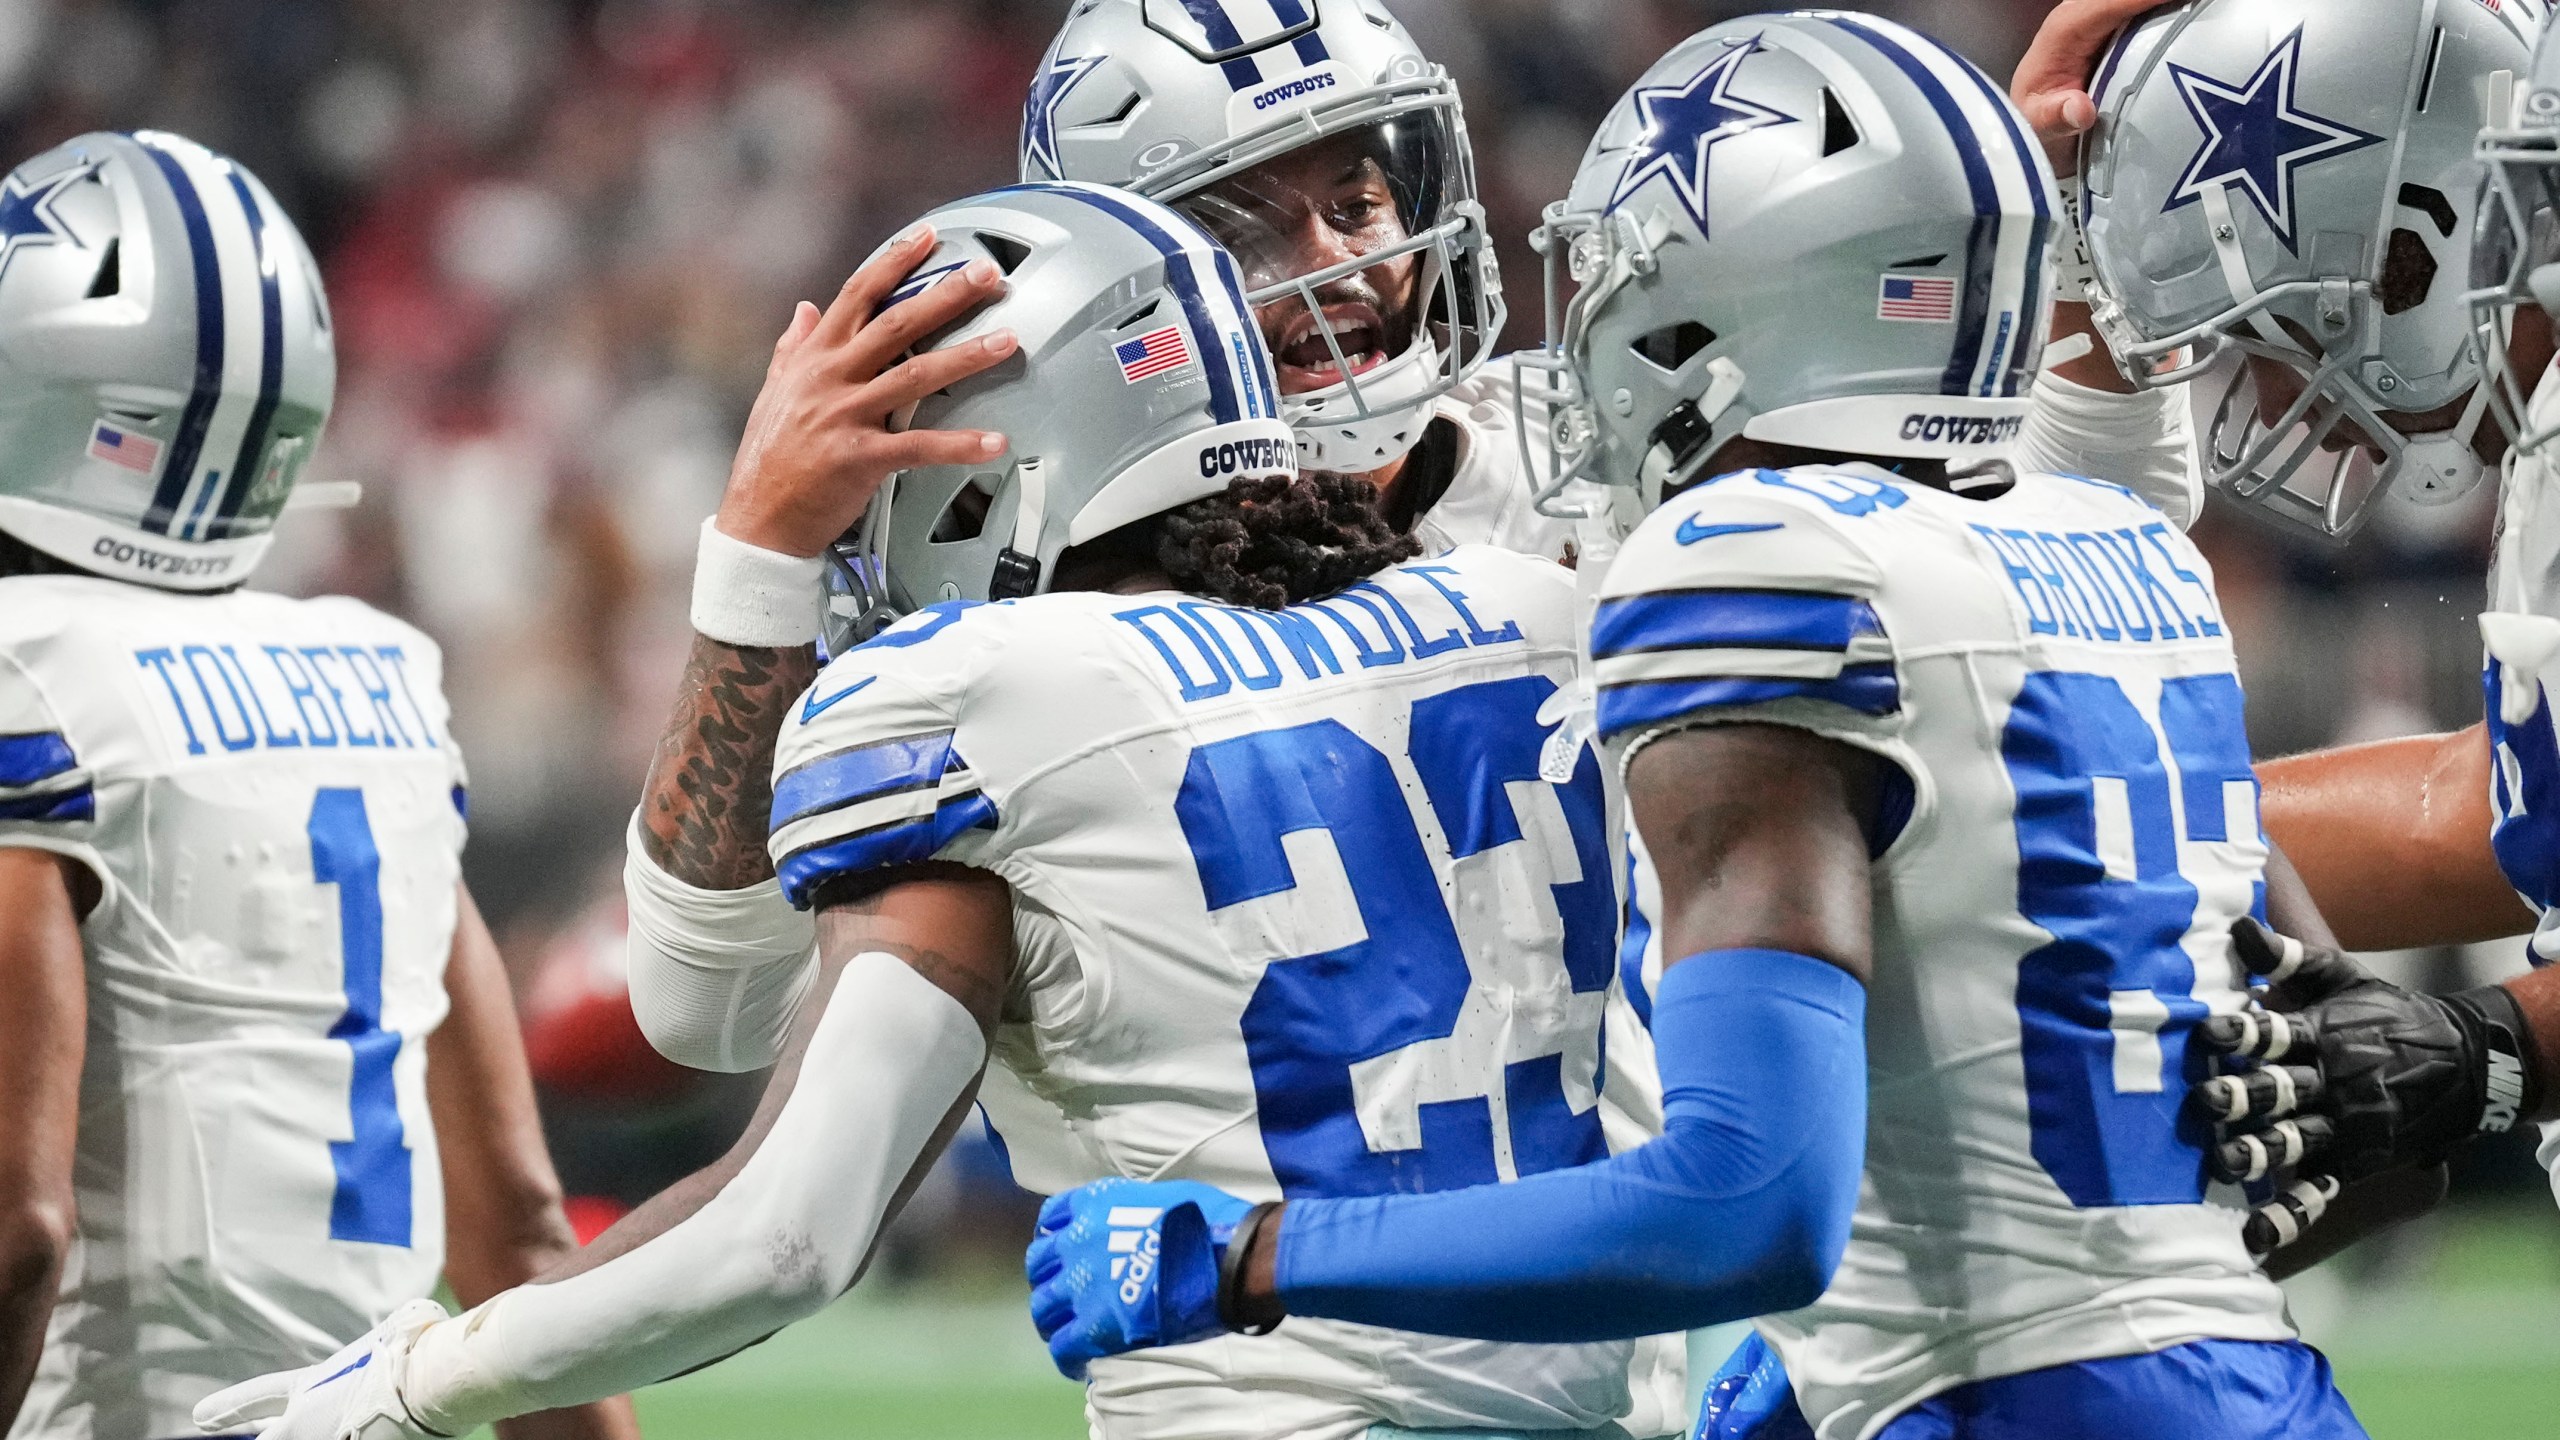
[1156,472,1419,609]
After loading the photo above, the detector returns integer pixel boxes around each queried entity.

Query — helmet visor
[1171,114,1465,396]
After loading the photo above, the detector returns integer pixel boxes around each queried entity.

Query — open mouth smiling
[1273,301,1391,392]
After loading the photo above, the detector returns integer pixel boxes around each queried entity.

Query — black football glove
[2188,916,2540,1255]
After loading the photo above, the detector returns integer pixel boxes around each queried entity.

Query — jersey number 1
[309,788,413,1246]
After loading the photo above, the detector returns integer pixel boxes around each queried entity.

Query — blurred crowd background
[0,0,2542,1296]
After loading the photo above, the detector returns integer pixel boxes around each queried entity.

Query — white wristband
[690,517,825,648]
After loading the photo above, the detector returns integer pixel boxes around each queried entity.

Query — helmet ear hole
[2378,227,2438,315]
[930,474,1002,543]
[976,232,1034,275]
[2397,183,2457,238]
[84,239,119,299]
[1630,321,1716,373]
[1820,89,1860,158]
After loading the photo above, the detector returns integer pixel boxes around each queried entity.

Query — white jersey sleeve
[2016,370,2202,531]
[0,577,464,1440]
[0,644,104,875]
[1591,473,1929,807]
[766,605,1000,908]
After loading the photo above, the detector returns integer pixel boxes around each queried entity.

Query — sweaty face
[1178,129,1423,396]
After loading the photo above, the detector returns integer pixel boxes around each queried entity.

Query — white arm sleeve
[2016,370,2204,531]
[402,951,986,1431]
[623,810,820,1072]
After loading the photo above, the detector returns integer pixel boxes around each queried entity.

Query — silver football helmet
[1020,0,1500,473]
[0,130,334,590]
[1525,11,2056,526]
[2082,0,2539,539]
[2471,9,2560,454]
[826,183,1293,650]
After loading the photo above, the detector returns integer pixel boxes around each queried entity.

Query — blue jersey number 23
[1174,676,1619,1198]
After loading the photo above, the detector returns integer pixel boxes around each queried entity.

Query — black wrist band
[2449,982,2540,1134]
[1216,1202,1283,1336]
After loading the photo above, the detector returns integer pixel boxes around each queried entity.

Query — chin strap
[990,456,1046,600]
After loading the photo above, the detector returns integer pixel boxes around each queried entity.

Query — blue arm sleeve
[1272,948,1867,1342]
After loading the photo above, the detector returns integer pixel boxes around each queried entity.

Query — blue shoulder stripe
[0,732,77,787]
[1591,589,1883,659]
[776,793,998,909]
[1596,664,1901,740]
[772,731,966,833]
[0,786,93,824]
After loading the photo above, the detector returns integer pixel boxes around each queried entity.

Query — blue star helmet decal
[0,157,92,285]
[1023,53,1108,182]
[2164,26,2382,254]
[1607,35,1797,237]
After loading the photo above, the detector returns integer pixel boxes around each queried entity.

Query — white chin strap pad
[1288,334,1447,473]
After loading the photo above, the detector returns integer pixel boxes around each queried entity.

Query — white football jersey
[766,550,1681,1440]
[1410,363,1582,565]
[0,577,462,1440]
[2477,372,2560,1202]
[1593,465,2289,1440]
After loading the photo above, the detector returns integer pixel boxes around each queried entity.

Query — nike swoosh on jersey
[800,676,879,722]
[1675,518,1785,545]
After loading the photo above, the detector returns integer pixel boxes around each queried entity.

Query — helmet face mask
[0,130,335,590]
[2471,36,2560,458]
[823,183,1294,655]
[2082,0,2538,539]
[1520,17,2057,526]
[1022,0,1502,473]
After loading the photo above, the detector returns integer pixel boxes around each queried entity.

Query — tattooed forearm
[641,633,820,890]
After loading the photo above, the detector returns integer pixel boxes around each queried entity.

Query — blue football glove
[1025,1178,1255,1380]
[1697,1331,1814,1440]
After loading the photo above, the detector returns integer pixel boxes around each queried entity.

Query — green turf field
[620,1204,2560,1440]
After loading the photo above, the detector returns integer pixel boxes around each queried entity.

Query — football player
[191,183,1695,1440]
[1026,16,2371,1438]
[1024,0,2205,548]
[2025,0,2546,952]
[1992,0,2560,1254]
[0,134,633,1440]
[2161,3,2560,1240]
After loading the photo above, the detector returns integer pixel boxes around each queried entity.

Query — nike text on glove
[1024,1178,1261,1380]
[2188,917,2541,1253]
[195,1298,451,1440]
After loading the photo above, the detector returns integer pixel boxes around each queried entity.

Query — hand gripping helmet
[1018,0,1500,473]
[2081,0,2540,539]
[1525,12,2056,526]
[2471,9,2560,455]
[826,183,1293,648]
[0,131,333,589]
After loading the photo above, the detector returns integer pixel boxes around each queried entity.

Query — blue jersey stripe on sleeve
[1597,663,1901,740]
[772,731,964,833]
[0,732,76,788]
[775,793,998,908]
[0,785,93,824]
[1591,590,1882,659]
